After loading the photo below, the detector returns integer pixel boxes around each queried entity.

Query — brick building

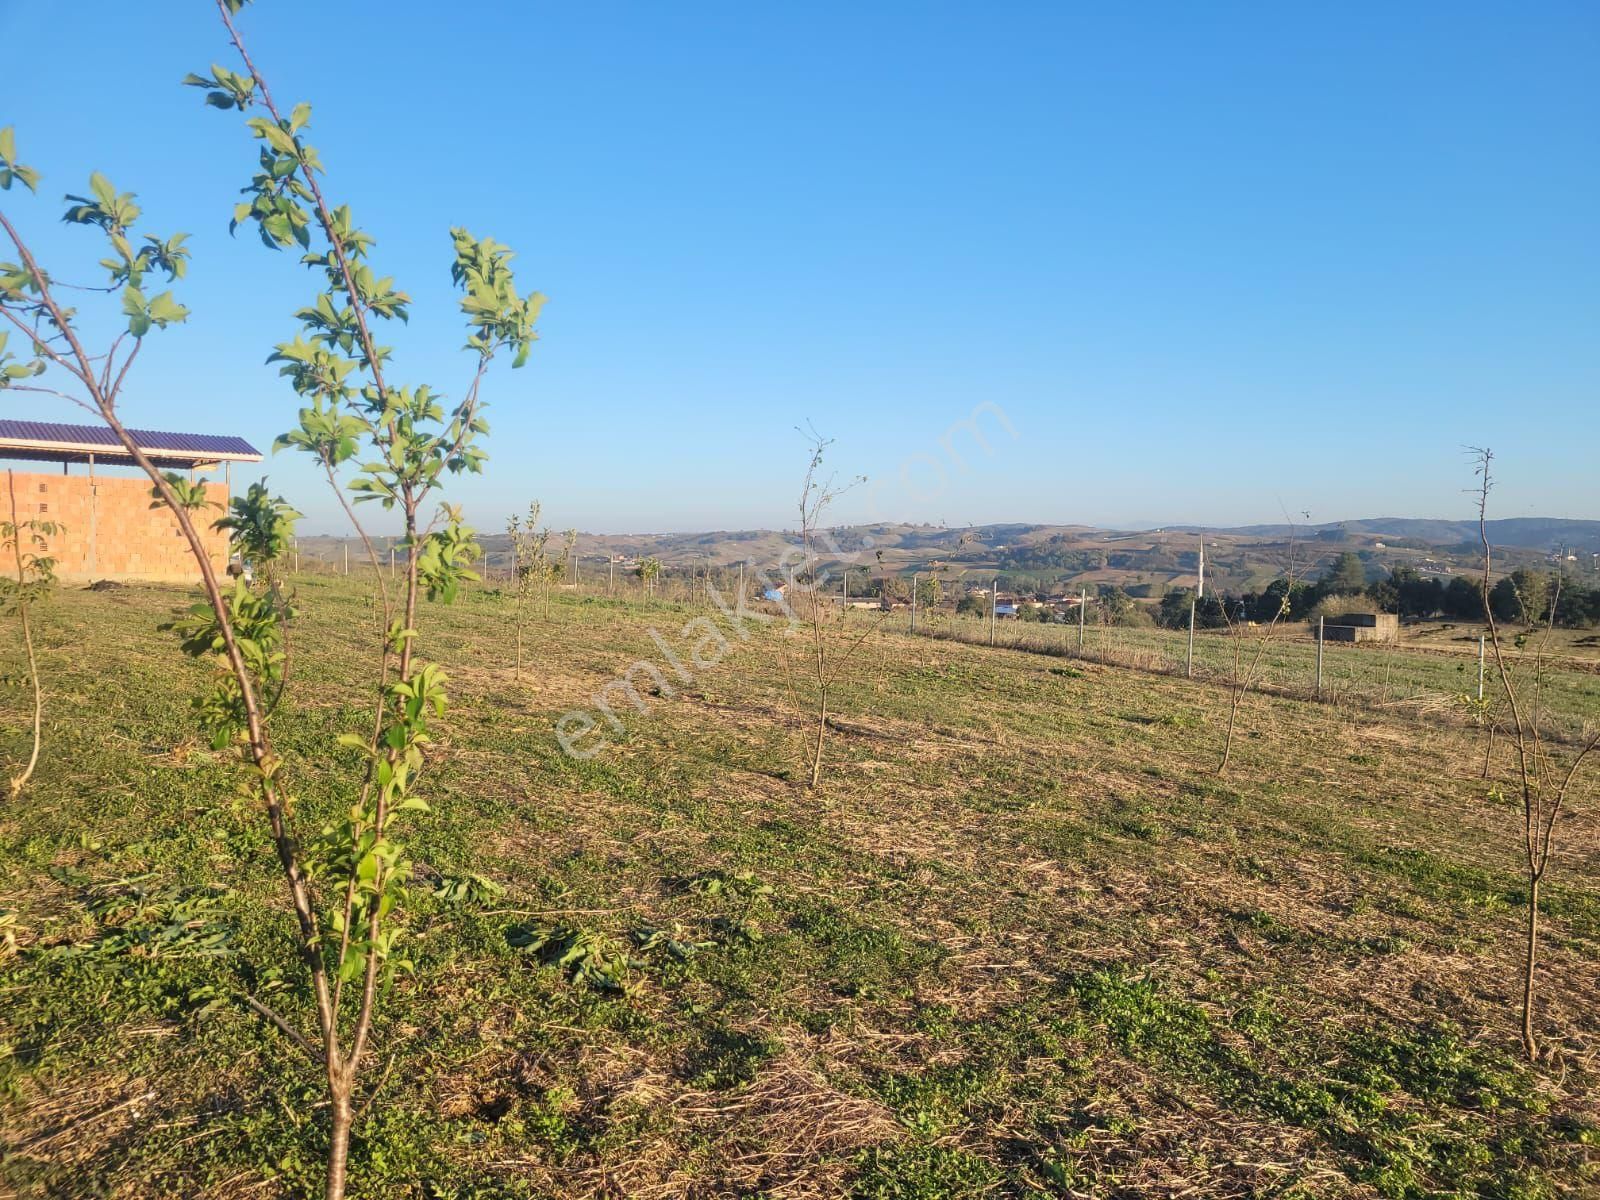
[1323,612,1400,644]
[0,420,261,583]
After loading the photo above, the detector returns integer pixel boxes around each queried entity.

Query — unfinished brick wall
[4,468,229,582]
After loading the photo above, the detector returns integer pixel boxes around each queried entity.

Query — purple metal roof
[0,419,260,462]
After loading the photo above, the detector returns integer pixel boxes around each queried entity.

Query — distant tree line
[1154,551,1600,630]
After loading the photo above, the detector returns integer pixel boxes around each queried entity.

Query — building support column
[87,454,97,576]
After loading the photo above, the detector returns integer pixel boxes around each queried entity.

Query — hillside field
[2,576,1598,1199]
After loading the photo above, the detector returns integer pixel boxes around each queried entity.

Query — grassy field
[2,576,1598,1198]
[880,611,1600,739]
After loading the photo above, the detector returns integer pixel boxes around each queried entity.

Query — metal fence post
[1316,615,1325,698]
[1187,599,1196,679]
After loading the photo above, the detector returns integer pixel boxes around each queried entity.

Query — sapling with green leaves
[201,3,541,1191]
[562,525,578,587]
[1,127,192,796]
[506,498,542,677]
[1,3,544,1193]
[1,470,60,800]
[533,523,555,617]
[213,479,301,711]
[637,554,662,597]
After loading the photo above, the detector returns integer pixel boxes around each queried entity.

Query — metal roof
[0,419,262,468]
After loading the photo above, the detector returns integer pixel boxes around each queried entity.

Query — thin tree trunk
[1219,688,1240,774]
[810,691,828,789]
[326,1089,353,1200]
[1522,873,1540,1061]
[6,471,42,800]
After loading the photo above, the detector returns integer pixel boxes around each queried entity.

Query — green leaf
[146,291,189,327]
[262,125,297,156]
[121,286,151,337]
[0,126,14,162]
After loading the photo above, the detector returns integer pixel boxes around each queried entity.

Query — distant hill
[1172,517,1600,552]
[294,514,1598,594]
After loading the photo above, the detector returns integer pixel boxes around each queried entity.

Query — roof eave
[0,438,263,468]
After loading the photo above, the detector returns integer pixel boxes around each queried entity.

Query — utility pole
[343,542,349,576]
[1197,540,1205,600]
[1187,599,1196,679]
[911,572,919,635]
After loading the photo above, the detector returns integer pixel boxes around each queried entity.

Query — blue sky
[2,1,1595,534]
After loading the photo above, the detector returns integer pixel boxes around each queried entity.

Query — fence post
[343,542,349,576]
[1477,634,1485,701]
[911,572,918,636]
[989,578,996,646]
[1187,599,1196,679]
[1316,615,1325,699]
[1078,587,1086,649]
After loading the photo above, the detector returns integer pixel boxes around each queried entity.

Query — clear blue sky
[3,1,1596,534]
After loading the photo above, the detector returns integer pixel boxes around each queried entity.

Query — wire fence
[862,608,1600,740]
[286,553,1600,742]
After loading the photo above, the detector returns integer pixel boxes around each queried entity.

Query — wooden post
[343,543,349,575]
[1316,616,1325,698]
[1187,599,1196,679]
[293,537,299,575]
[910,572,918,635]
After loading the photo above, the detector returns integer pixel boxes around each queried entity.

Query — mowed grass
[1,575,1597,1199]
[871,609,1600,736]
